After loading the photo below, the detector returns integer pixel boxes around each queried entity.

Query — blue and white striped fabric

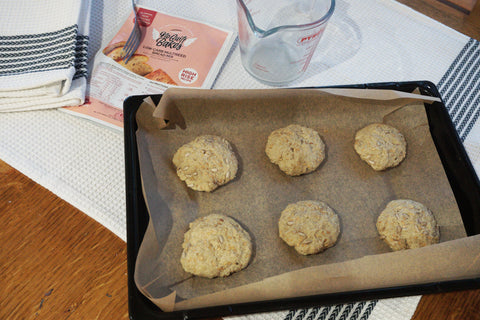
[282,302,378,320]
[438,38,480,142]
[0,0,90,111]
[228,296,422,320]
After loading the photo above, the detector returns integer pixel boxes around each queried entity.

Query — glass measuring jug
[236,0,335,86]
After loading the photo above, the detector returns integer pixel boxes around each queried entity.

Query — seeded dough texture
[376,199,440,251]
[265,124,325,176]
[279,200,340,255]
[172,135,238,192]
[180,214,252,278]
[354,123,407,171]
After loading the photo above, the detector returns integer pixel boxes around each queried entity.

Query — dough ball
[266,124,325,176]
[354,123,407,171]
[180,214,252,278]
[376,199,440,251]
[279,200,340,255]
[173,135,238,192]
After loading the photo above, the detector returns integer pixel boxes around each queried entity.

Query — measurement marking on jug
[253,62,269,73]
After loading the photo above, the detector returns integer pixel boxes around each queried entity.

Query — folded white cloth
[0,0,91,111]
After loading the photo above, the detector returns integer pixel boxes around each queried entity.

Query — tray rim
[124,81,480,320]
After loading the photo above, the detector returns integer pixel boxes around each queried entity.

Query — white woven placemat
[1,0,479,319]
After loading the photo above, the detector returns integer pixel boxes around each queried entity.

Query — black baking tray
[124,81,480,320]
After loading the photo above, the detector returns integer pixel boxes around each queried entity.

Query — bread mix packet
[62,5,235,129]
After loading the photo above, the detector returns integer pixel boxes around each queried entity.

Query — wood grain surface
[0,159,129,320]
[1,1,480,319]
[439,0,478,13]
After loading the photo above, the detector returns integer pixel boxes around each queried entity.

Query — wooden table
[1,1,480,319]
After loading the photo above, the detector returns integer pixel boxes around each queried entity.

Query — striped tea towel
[0,0,90,112]
[227,296,422,320]
[438,38,480,143]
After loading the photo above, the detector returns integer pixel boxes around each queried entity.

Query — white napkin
[0,0,91,112]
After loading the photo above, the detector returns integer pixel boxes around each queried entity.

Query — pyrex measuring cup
[236,0,335,86]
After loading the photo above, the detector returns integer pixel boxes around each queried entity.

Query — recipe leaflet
[62,5,236,129]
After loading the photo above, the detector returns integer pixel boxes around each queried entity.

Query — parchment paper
[133,88,478,312]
